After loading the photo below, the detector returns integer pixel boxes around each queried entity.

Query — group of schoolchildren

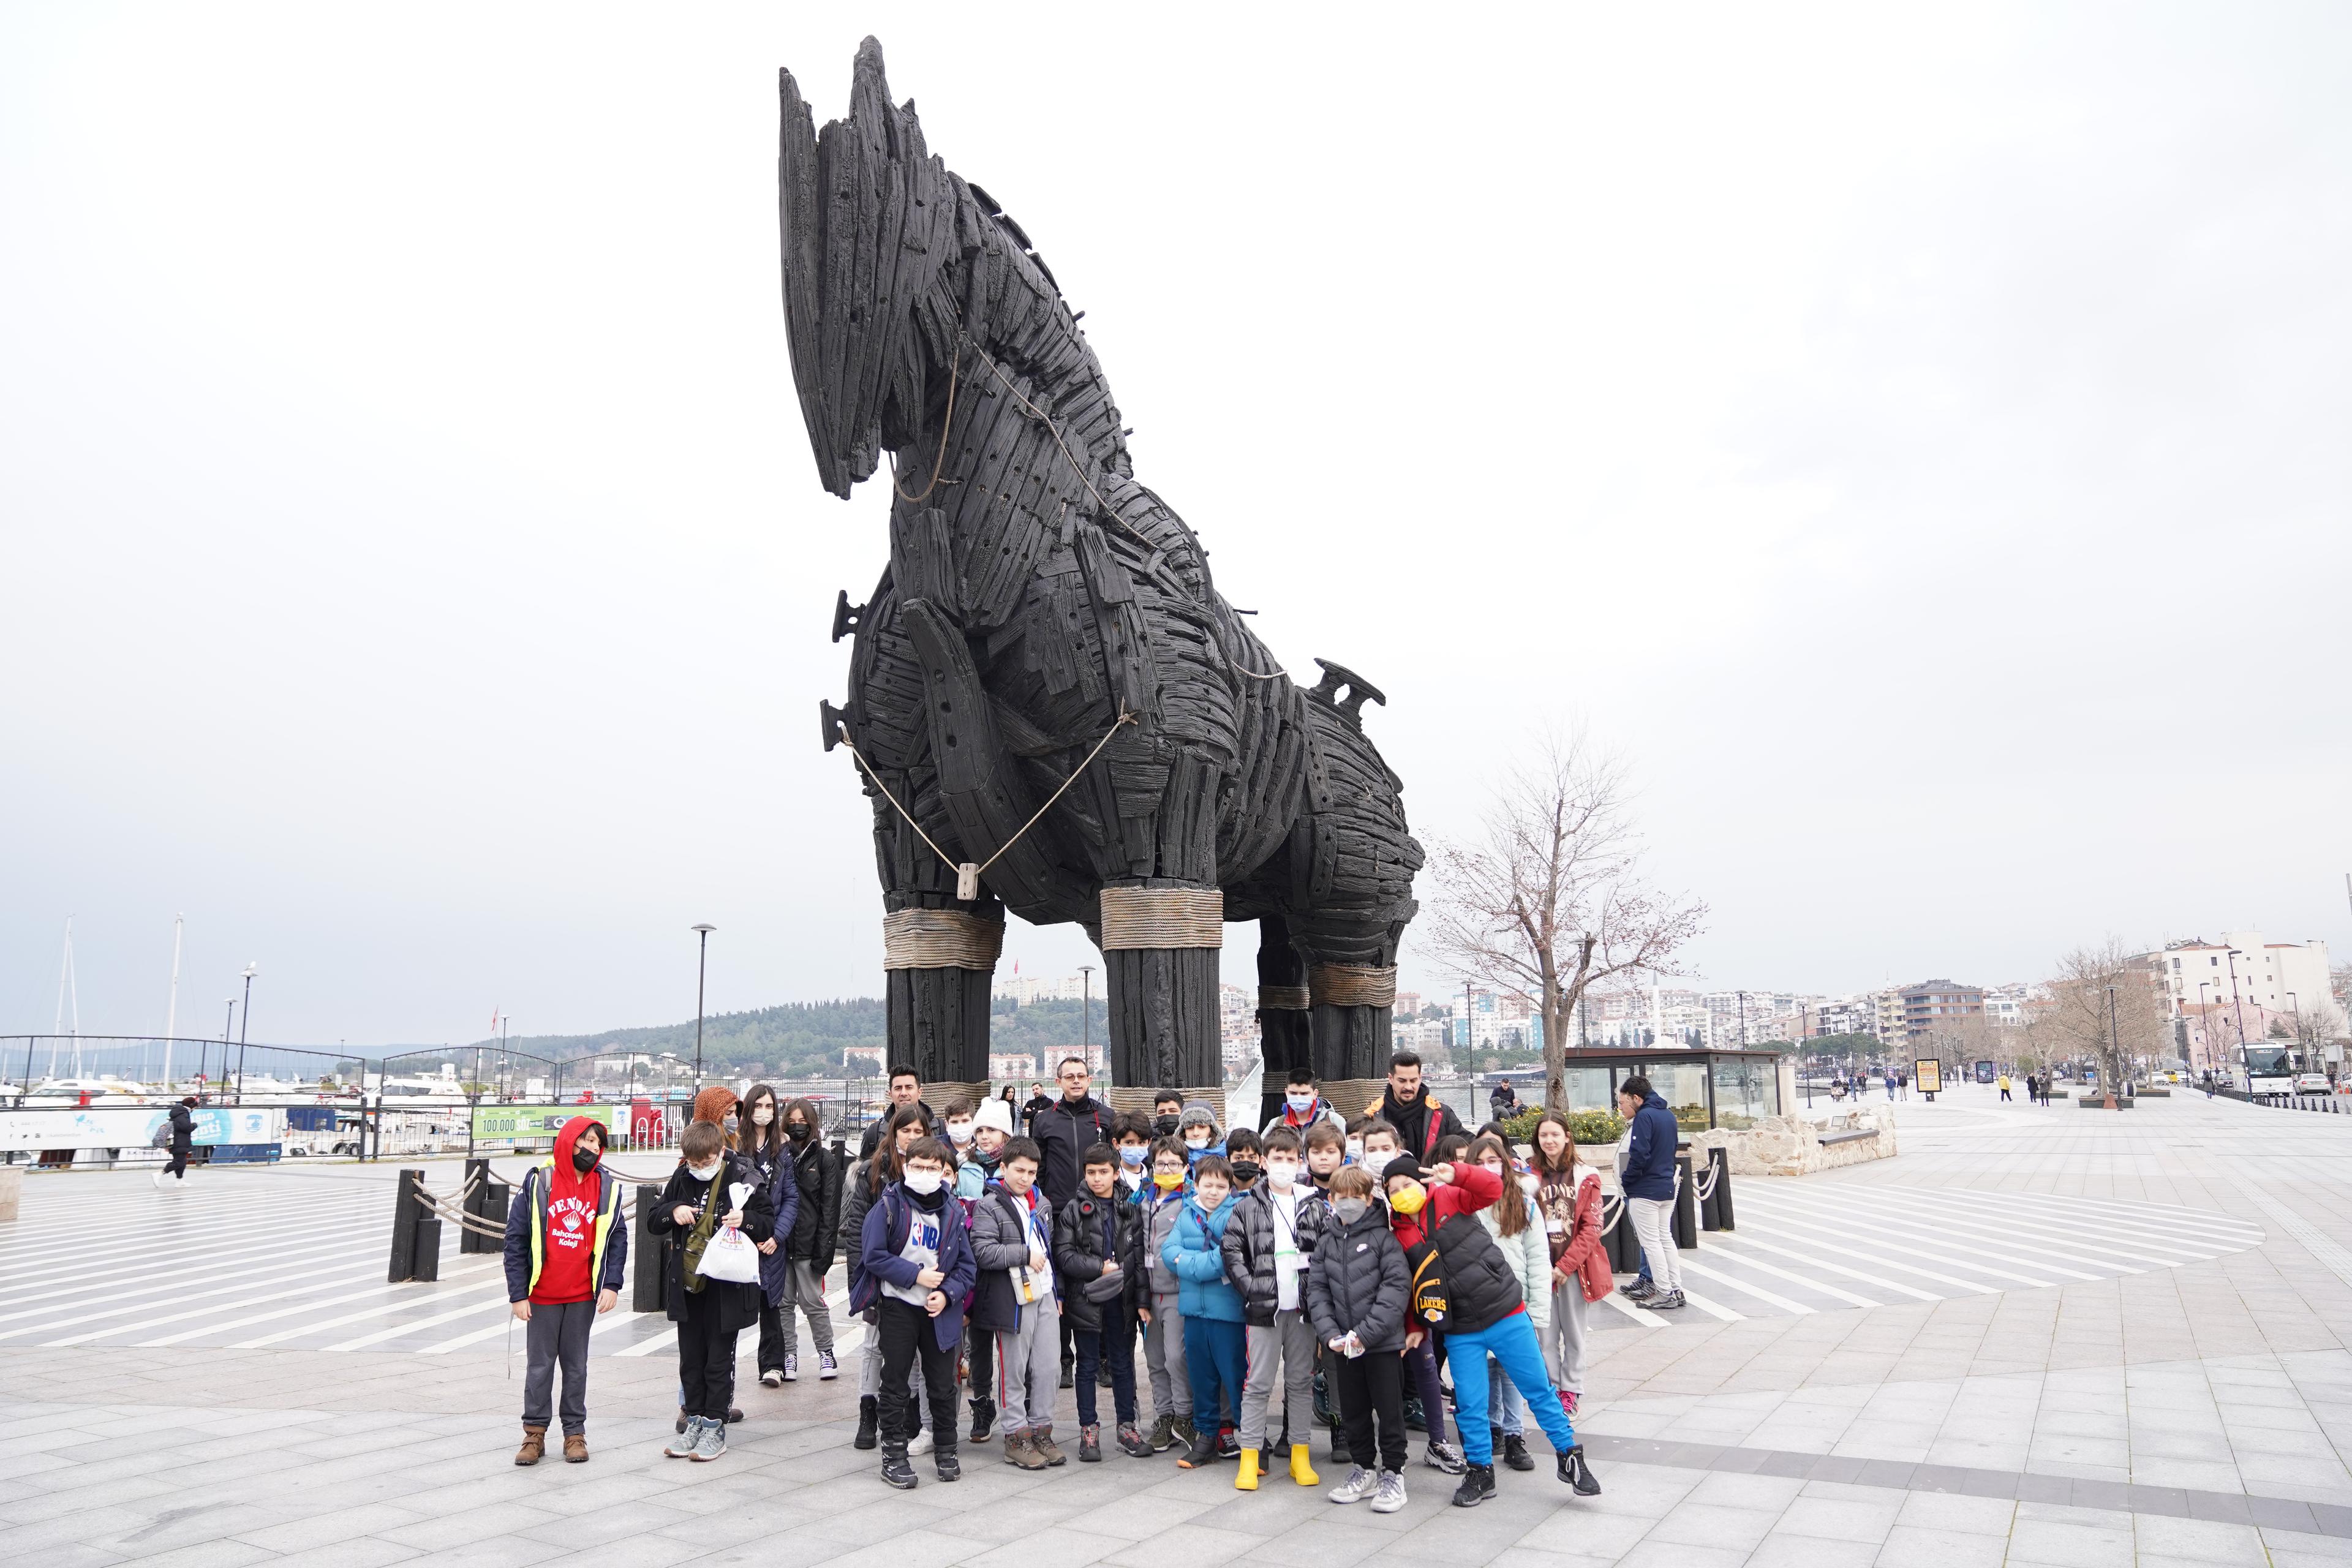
[846,1065,1614,1512]
[499,1062,1626,1515]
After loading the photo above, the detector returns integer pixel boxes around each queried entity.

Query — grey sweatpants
[1238,1308,1315,1450]
[1548,1279,1589,1392]
[1144,1288,1190,1419]
[521,1299,594,1436]
[775,1259,834,1357]
[993,1298,1063,1433]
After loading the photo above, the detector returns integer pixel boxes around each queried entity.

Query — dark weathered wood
[783,40,1423,1093]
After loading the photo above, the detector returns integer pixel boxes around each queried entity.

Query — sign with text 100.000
[468,1104,617,1140]
[1913,1059,1943,1095]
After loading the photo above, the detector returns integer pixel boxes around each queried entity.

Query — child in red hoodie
[503,1115,629,1464]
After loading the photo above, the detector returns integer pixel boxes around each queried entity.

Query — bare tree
[1423,732,1707,1115]
[2043,940,2170,1107]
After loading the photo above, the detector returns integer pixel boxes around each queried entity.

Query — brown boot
[514,1425,546,1466]
[1004,1430,1049,1471]
[1032,1425,1067,1467]
[562,1433,588,1463]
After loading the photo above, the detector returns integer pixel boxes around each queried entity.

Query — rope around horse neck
[889,337,965,505]
[837,706,1136,898]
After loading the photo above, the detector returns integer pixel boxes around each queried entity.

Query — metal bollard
[1606,1199,1643,1275]
[388,1167,427,1283]
[460,1157,496,1254]
[1673,1152,1698,1249]
[632,1182,665,1312]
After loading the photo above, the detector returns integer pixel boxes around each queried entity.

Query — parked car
[2295,1072,2331,1093]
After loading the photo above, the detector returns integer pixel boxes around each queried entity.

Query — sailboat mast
[162,914,184,1088]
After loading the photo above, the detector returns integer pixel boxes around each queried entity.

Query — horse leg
[843,586,1001,1106]
[1098,878,1224,1109]
[1254,915,1311,1129]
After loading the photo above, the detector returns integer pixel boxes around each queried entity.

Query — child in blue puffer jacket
[1163,1154,1244,1470]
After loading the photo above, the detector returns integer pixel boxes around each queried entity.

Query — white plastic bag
[695,1180,762,1284]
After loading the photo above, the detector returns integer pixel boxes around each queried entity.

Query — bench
[1818,1129,1879,1147]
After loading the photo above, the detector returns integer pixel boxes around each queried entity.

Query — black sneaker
[854,1396,880,1451]
[1424,1439,1466,1475]
[1502,1433,1534,1472]
[1059,1359,1076,1390]
[1216,1427,1240,1461]
[968,1398,996,1444]
[881,1450,916,1490]
[1176,1430,1219,1469]
[935,1449,961,1483]
[1649,1290,1687,1311]
[1450,1463,1498,1508]
[1623,1281,1656,1302]
[1560,1445,1601,1496]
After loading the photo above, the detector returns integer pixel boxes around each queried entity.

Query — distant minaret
[1651,984,1664,1050]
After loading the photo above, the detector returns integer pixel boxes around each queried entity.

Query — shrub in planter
[1499,1106,1626,1146]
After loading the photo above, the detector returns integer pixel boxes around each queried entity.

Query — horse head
[778,39,963,500]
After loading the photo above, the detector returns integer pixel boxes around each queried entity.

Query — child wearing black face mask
[503,1115,628,1466]
[775,1096,842,1385]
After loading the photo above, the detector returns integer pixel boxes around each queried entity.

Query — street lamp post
[2105,984,2121,1107]
[2224,949,2251,1070]
[690,925,715,1089]
[235,963,257,1106]
[2197,981,2212,1079]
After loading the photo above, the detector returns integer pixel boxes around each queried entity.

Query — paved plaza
[10,1087,2352,1566]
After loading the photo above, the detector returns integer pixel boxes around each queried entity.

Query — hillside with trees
[480,996,1109,1080]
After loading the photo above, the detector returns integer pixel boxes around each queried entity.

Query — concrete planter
[1689,1107,1899,1177]
[2076,1096,2138,1109]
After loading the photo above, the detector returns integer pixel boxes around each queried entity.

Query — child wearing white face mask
[855,1136,978,1490]
[1223,1128,1329,1490]
[650,1120,777,1460]
[1262,1069,1346,1139]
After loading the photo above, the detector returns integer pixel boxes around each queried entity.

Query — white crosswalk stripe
[1592,1183,2263,1330]
[0,1167,2264,1351]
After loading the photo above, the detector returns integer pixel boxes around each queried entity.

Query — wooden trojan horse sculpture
[782,40,1422,1120]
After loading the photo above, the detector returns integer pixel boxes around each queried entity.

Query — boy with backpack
[970,1136,1065,1468]
[854,1136,977,1490]
[1222,1126,1325,1490]
[1054,1142,1151,1459]
[1308,1164,1411,1513]
[1380,1155,1600,1507]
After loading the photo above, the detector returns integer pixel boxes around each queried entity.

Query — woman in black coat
[156,1096,197,1188]
[768,1096,842,1384]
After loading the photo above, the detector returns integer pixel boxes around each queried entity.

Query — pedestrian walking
[154,1096,197,1188]
[1997,1072,2012,1103]
[1616,1078,1684,1310]
[504,1114,627,1466]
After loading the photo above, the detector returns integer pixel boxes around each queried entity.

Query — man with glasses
[1030,1055,1115,1387]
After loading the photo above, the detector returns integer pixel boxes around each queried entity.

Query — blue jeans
[1488,1357,1525,1436]
[1074,1312,1138,1429]
[1183,1316,1246,1431]
[1444,1312,1573,1465]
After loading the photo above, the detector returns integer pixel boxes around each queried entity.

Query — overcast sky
[4,4,2346,1049]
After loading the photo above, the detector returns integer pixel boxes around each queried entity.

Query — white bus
[2234,1044,2296,1097]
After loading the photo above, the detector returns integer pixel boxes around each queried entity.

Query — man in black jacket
[1030,1056,1115,1385]
[859,1065,931,1159]
[1378,1052,1466,1160]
